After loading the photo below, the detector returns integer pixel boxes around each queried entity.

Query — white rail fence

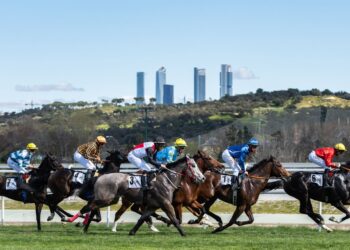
[0,163,323,225]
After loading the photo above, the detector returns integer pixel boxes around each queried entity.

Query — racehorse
[282,162,350,232]
[194,156,290,233]
[46,150,128,222]
[110,150,225,232]
[0,153,62,230]
[76,156,205,236]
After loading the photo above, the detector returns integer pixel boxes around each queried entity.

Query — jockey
[7,143,39,201]
[156,138,187,164]
[127,136,166,172]
[308,143,347,187]
[222,138,259,189]
[74,136,107,180]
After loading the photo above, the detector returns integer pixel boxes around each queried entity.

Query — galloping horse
[110,150,225,232]
[76,156,205,236]
[46,150,128,222]
[0,153,62,230]
[282,162,350,232]
[195,156,290,233]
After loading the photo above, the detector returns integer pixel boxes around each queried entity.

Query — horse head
[106,150,129,165]
[193,150,225,174]
[248,156,290,178]
[36,152,63,173]
[166,155,205,184]
[99,150,128,175]
[267,156,291,178]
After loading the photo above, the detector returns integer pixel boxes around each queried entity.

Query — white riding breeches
[7,157,28,174]
[308,151,329,170]
[127,152,152,172]
[222,149,241,176]
[74,151,96,170]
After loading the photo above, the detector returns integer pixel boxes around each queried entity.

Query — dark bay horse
[0,153,62,230]
[111,150,225,232]
[282,163,350,232]
[77,156,205,236]
[196,156,290,233]
[46,150,128,222]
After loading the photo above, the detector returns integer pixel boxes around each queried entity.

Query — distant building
[163,84,174,105]
[194,67,206,102]
[156,67,166,104]
[220,64,233,97]
[136,72,145,104]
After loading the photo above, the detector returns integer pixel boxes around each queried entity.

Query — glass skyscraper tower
[136,72,145,104]
[220,64,233,98]
[194,67,206,102]
[163,84,174,105]
[156,66,166,104]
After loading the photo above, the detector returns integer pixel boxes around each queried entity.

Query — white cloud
[15,83,84,92]
[233,67,258,80]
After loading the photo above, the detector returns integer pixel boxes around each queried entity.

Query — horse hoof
[129,231,135,236]
[188,219,197,224]
[212,228,221,234]
[329,216,339,223]
[321,225,333,232]
[148,225,160,232]
[75,222,82,227]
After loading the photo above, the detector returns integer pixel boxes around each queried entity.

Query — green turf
[0,224,349,250]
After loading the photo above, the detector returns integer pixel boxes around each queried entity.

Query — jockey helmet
[334,143,347,151]
[247,138,259,146]
[26,143,38,150]
[96,136,107,144]
[175,138,187,147]
[154,136,165,144]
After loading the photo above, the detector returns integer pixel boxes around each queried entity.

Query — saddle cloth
[221,175,232,186]
[72,171,85,185]
[128,175,142,189]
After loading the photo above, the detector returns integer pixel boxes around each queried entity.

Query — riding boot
[85,170,96,181]
[323,170,332,189]
[141,174,149,190]
[231,175,238,191]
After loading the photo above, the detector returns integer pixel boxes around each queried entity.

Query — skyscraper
[220,64,233,97]
[194,67,206,102]
[136,72,145,104]
[163,84,174,105]
[156,66,166,104]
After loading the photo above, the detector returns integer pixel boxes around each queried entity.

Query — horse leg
[174,203,183,224]
[83,209,97,233]
[129,209,155,236]
[236,206,254,226]
[329,201,350,223]
[35,203,43,231]
[56,205,74,217]
[162,201,186,236]
[47,204,56,221]
[130,204,159,232]
[112,201,132,232]
[212,204,246,233]
[304,199,332,232]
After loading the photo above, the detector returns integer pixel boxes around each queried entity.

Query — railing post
[319,201,323,215]
[106,206,111,227]
[1,196,4,225]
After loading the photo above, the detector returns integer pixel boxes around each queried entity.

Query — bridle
[162,157,197,188]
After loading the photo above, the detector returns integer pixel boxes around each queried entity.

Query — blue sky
[1,0,349,112]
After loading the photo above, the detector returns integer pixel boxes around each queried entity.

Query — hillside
[1,89,350,162]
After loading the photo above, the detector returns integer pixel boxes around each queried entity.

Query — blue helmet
[248,138,259,146]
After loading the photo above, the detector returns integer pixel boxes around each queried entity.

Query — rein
[340,165,350,172]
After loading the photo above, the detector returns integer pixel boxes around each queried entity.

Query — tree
[149,97,156,104]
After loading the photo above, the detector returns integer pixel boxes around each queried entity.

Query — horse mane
[166,156,188,168]
[192,150,209,160]
[247,156,275,173]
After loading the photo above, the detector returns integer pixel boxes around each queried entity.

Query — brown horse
[194,156,290,233]
[45,150,128,222]
[0,153,62,230]
[111,150,225,232]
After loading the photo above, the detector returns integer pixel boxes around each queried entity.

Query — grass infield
[0,224,349,250]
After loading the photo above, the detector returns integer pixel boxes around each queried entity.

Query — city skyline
[1,1,350,112]
[220,64,233,98]
[194,67,206,103]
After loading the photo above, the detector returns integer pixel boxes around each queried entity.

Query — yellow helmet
[175,138,187,147]
[334,143,347,151]
[26,143,38,150]
[96,136,107,144]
